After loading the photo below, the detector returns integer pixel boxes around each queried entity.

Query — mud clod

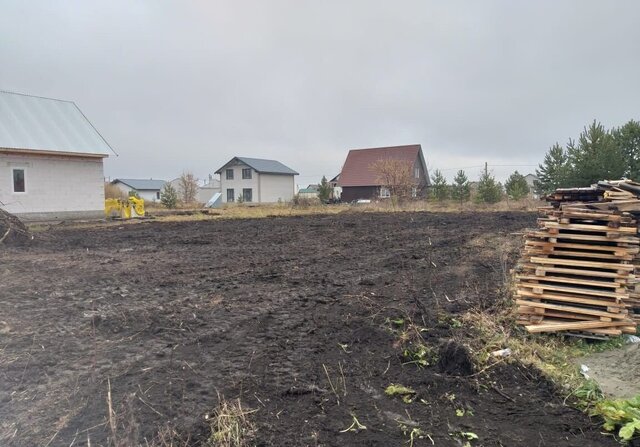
[437,340,474,376]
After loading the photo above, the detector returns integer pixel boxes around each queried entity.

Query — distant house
[197,175,221,204]
[111,179,166,202]
[524,173,540,198]
[215,157,298,203]
[0,90,115,221]
[337,144,430,202]
[298,184,320,199]
[329,174,342,200]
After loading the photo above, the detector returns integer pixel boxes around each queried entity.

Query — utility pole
[484,162,488,177]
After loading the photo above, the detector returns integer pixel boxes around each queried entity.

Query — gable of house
[338,144,429,188]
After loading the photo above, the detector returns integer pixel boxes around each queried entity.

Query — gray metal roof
[0,90,114,156]
[112,178,166,191]
[216,157,298,175]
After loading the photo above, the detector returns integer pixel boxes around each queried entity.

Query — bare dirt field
[0,211,618,446]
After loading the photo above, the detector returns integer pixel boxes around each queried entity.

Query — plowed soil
[0,212,618,446]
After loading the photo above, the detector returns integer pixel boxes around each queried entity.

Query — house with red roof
[337,144,430,202]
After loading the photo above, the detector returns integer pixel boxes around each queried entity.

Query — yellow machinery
[105,197,145,219]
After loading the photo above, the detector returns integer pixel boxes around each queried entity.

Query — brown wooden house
[337,144,430,202]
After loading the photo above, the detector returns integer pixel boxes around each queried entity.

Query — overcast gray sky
[1,1,639,184]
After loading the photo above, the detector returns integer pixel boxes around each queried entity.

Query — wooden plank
[528,231,640,244]
[519,263,634,279]
[524,248,634,261]
[525,320,631,333]
[524,240,640,254]
[544,222,637,234]
[516,274,623,289]
[516,289,626,307]
[529,256,634,271]
[515,299,629,319]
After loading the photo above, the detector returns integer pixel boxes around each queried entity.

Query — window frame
[411,186,417,198]
[226,169,234,180]
[226,188,235,202]
[242,168,252,179]
[12,168,26,193]
[379,186,390,198]
[242,188,252,202]
[414,167,420,179]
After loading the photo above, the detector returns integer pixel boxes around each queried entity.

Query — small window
[242,168,252,179]
[414,167,420,179]
[243,188,252,202]
[411,187,417,198]
[226,169,234,180]
[380,187,390,198]
[227,188,235,202]
[156,191,161,200]
[12,168,25,193]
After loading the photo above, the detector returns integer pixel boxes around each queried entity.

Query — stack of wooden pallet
[515,180,640,337]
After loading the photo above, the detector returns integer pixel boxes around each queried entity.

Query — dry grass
[104,182,127,200]
[206,395,257,447]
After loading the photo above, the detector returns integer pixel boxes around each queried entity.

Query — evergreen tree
[505,171,530,200]
[430,169,448,201]
[317,175,332,202]
[567,120,625,186]
[160,183,178,208]
[612,120,640,181]
[534,143,570,195]
[475,168,502,204]
[451,170,470,203]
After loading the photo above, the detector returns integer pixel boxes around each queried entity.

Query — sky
[1,1,639,185]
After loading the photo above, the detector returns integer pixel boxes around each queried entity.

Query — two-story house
[215,157,298,203]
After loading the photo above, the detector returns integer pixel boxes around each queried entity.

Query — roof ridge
[0,90,76,104]
[349,144,420,152]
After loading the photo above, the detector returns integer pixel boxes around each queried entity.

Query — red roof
[338,144,424,187]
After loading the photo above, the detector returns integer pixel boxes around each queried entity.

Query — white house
[215,157,298,203]
[0,90,115,221]
[197,175,221,203]
[111,179,166,202]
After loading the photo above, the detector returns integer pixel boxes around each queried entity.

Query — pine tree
[318,175,332,202]
[505,171,530,200]
[430,169,448,201]
[475,166,502,204]
[612,120,640,181]
[567,120,625,186]
[534,143,569,195]
[160,183,178,208]
[451,170,470,204]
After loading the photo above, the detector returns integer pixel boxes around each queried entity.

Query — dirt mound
[0,209,31,246]
[579,343,640,399]
[437,340,475,376]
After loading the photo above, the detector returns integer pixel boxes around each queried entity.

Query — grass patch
[206,395,256,447]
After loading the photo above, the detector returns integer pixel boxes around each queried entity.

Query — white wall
[0,152,105,217]
[219,162,259,203]
[259,173,295,202]
[112,182,161,202]
[197,187,221,203]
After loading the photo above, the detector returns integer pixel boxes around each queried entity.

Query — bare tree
[370,159,415,203]
[179,172,198,203]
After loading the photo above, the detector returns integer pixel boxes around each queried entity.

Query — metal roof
[338,144,428,187]
[112,178,166,191]
[0,90,114,157]
[216,157,299,175]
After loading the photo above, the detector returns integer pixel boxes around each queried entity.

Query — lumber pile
[515,180,640,337]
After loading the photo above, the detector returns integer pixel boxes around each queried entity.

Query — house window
[226,169,234,180]
[12,168,25,193]
[412,187,417,198]
[242,168,252,179]
[156,191,161,200]
[380,187,390,198]
[243,188,252,202]
[414,167,420,179]
[227,188,235,202]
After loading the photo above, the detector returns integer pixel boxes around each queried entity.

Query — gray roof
[112,178,166,191]
[0,91,114,156]
[216,156,298,175]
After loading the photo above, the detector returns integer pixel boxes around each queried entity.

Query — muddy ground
[0,211,619,446]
